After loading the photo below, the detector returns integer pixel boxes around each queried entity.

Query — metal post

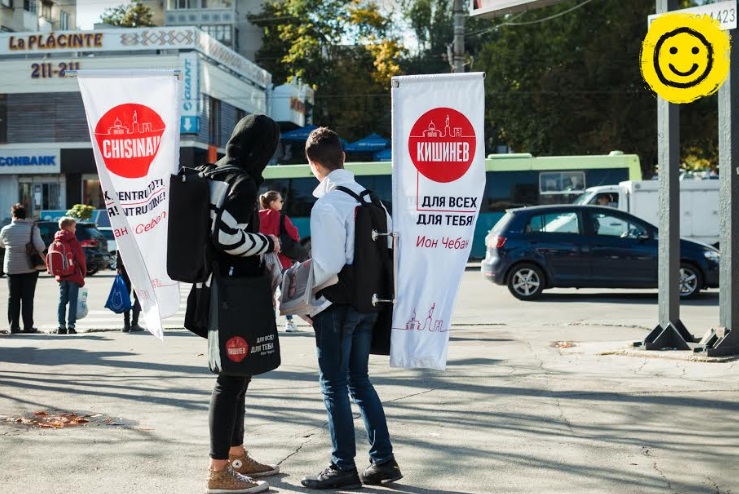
[453,0,466,73]
[697,27,739,356]
[641,0,693,350]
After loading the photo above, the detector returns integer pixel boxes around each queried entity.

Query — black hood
[215,114,280,185]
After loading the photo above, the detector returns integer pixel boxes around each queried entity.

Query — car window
[76,225,104,241]
[526,212,579,234]
[590,212,648,238]
[100,229,115,241]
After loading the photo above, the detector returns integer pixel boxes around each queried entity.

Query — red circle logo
[408,107,476,183]
[225,337,249,363]
[94,103,166,179]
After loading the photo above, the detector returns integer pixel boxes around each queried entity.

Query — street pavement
[0,270,737,494]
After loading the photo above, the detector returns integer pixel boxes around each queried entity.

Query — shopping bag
[105,274,132,314]
[76,287,89,320]
[184,282,210,339]
[208,268,281,376]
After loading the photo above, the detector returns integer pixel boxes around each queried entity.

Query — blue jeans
[313,304,394,470]
[58,281,79,329]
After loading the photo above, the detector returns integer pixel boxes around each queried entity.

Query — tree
[66,204,94,221]
[473,0,714,176]
[101,1,154,28]
[249,0,403,140]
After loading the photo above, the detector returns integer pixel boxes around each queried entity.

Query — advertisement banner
[77,70,181,339]
[390,73,485,370]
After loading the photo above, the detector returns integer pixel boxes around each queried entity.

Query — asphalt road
[0,270,736,494]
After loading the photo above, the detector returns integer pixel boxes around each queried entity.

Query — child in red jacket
[53,217,87,334]
[259,190,301,332]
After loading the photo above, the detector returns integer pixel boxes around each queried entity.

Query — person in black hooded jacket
[205,114,283,494]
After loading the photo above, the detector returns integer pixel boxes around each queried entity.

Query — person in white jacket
[300,127,402,490]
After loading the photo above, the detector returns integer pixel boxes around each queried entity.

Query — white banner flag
[390,73,486,370]
[77,70,181,339]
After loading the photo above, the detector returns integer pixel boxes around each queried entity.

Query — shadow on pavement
[536,291,719,306]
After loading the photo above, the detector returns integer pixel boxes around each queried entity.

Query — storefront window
[83,177,106,209]
[0,95,6,143]
[18,182,61,218]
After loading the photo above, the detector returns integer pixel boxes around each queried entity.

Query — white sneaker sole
[206,479,268,494]
[248,465,280,478]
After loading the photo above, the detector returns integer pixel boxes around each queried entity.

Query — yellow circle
[641,13,731,104]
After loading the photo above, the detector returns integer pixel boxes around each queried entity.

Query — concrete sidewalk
[1,320,737,494]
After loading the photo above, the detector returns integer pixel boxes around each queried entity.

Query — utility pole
[452,0,465,73]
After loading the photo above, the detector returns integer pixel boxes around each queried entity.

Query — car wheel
[679,263,703,299]
[507,263,546,301]
[88,266,99,276]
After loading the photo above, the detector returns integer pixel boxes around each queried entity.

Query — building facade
[1,0,76,33]
[0,26,272,219]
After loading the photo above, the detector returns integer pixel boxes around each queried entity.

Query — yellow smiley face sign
[641,13,731,104]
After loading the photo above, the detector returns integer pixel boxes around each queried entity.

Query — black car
[481,205,720,300]
[36,221,111,276]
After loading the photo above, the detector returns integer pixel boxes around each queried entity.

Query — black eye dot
[670,47,678,54]
[692,46,699,54]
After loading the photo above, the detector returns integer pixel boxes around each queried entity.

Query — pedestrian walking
[203,114,283,494]
[0,204,45,334]
[300,127,402,490]
[116,251,143,333]
[258,190,301,332]
[51,217,87,334]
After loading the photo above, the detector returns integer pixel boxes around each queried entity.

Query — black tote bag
[208,268,281,376]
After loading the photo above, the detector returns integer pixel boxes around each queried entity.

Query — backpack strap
[335,185,372,205]
[279,212,286,234]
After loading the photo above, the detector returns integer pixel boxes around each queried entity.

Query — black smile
[669,63,699,77]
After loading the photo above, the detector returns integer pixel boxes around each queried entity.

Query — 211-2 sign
[31,61,81,79]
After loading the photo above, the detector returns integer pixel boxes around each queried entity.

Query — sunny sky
[76,0,120,30]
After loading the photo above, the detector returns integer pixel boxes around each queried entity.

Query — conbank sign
[0,149,61,174]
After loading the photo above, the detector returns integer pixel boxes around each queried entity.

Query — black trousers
[209,374,251,459]
[120,269,141,324]
[7,271,39,330]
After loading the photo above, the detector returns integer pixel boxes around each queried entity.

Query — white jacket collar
[312,169,355,199]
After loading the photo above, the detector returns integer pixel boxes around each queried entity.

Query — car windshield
[572,194,590,205]
[76,225,104,241]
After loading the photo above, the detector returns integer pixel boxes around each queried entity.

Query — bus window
[539,171,585,194]
[287,177,317,217]
[259,179,290,207]
[482,171,537,212]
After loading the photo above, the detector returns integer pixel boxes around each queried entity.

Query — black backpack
[319,186,394,355]
[279,213,309,262]
[167,164,242,283]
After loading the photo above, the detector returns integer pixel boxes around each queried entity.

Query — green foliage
[249,0,402,141]
[66,204,94,221]
[472,0,715,176]
[101,1,154,28]
[249,0,717,174]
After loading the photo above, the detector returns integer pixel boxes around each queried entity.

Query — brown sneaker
[206,464,268,493]
[229,451,280,478]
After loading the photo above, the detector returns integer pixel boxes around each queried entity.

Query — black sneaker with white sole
[360,459,403,485]
[301,464,362,490]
